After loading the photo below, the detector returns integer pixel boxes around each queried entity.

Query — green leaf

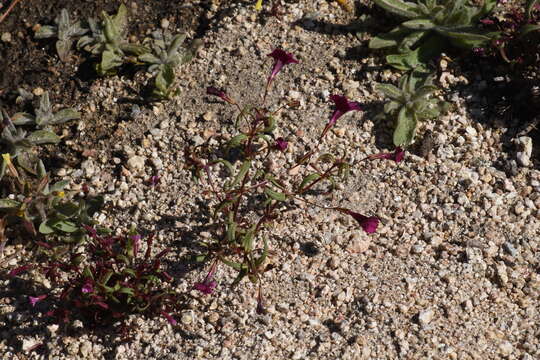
[435,26,492,44]
[97,49,123,76]
[155,64,175,92]
[373,0,420,18]
[401,19,435,30]
[16,152,39,175]
[298,173,321,191]
[227,134,248,148]
[100,270,114,286]
[254,238,268,268]
[242,224,257,252]
[374,83,404,102]
[56,39,72,62]
[139,53,160,64]
[39,221,55,234]
[168,34,187,58]
[50,180,69,193]
[54,202,79,218]
[221,258,243,271]
[397,30,427,52]
[0,198,21,210]
[35,25,57,39]
[264,187,287,202]
[393,107,417,146]
[369,26,411,49]
[11,113,36,125]
[119,287,135,296]
[519,24,540,39]
[52,109,80,125]
[112,4,128,36]
[230,160,251,188]
[52,220,79,233]
[27,130,60,145]
[120,43,150,55]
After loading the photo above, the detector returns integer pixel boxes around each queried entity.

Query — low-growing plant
[30,227,180,326]
[140,30,202,100]
[186,49,399,312]
[0,154,103,246]
[375,71,448,146]
[34,8,88,62]
[76,4,149,76]
[11,91,80,130]
[369,0,499,71]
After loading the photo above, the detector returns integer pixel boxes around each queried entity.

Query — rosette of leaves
[34,8,88,62]
[45,228,179,325]
[76,4,149,76]
[11,91,80,130]
[375,71,448,146]
[369,0,498,70]
[1,109,60,158]
[0,158,103,244]
[139,30,202,100]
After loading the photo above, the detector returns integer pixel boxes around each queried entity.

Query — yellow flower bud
[255,0,263,11]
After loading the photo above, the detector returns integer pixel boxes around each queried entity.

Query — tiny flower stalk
[207,87,236,105]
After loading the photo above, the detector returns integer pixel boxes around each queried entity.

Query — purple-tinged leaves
[321,95,362,138]
[194,262,218,295]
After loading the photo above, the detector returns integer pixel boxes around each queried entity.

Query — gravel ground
[1,0,540,359]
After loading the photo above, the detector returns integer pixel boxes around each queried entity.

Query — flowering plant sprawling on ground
[186,48,403,313]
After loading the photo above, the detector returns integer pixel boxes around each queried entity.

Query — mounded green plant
[369,0,499,70]
[375,71,448,146]
[34,8,88,62]
[140,30,202,100]
[77,4,149,76]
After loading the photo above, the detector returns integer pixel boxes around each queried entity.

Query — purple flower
[267,49,298,86]
[336,208,379,234]
[274,137,288,151]
[348,212,379,234]
[194,262,217,295]
[368,147,405,163]
[321,95,362,138]
[29,294,47,307]
[81,281,94,294]
[161,311,177,325]
[207,87,235,104]
[148,175,160,186]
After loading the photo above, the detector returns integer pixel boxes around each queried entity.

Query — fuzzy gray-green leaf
[27,130,61,145]
[375,83,404,102]
[52,108,80,125]
[373,0,420,19]
[401,19,435,30]
[393,107,417,146]
[11,113,35,126]
[35,25,57,39]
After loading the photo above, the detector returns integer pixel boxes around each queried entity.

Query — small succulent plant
[34,8,88,62]
[375,71,448,146]
[77,4,149,76]
[369,0,498,70]
[139,30,202,100]
[11,91,80,129]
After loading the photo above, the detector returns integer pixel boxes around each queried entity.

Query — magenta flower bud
[81,281,94,294]
[161,311,178,325]
[321,95,362,138]
[207,86,235,104]
[368,147,405,163]
[267,49,298,86]
[274,137,288,151]
[194,262,218,295]
[29,294,47,307]
[348,212,379,234]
